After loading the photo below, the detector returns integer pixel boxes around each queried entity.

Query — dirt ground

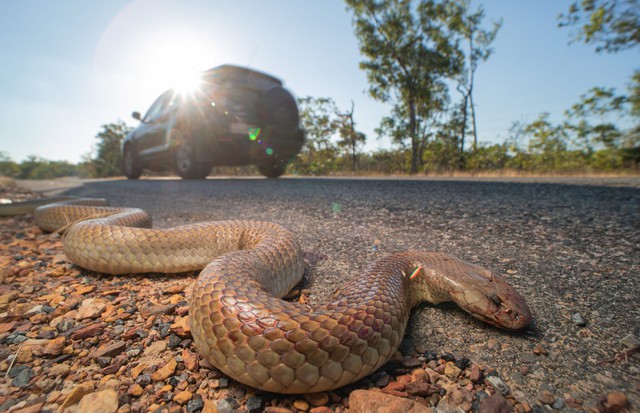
[0,176,638,413]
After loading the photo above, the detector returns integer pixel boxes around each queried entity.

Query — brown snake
[1,196,532,394]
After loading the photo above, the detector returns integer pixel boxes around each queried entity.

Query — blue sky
[0,0,637,163]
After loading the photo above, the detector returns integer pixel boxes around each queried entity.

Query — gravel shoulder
[1,176,638,412]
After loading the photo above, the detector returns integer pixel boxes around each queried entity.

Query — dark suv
[122,65,305,179]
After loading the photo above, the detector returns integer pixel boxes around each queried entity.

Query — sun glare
[131,30,215,98]
[173,71,203,95]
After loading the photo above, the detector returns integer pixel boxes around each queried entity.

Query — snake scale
[1,196,532,394]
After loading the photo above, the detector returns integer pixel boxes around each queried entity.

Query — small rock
[487,339,502,351]
[60,382,96,409]
[310,408,332,413]
[50,363,71,376]
[182,348,199,371]
[12,402,45,413]
[405,381,440,397]
[186,396,204,413]
[571,312,586,327]
[470,364,483,382]
[152,358,177,381]
[170,316,191,337]
[479,393,511,413]
[215,399,234,413]
[538,390,555,405]
[77,388,119,413]
[552,397,564,410]
[304,392,329,406]
[370,370,390,387]
[485,374,510,396]
[444,362,462,379]
[603,391,628,412]
[128,384,143,397]
[246,396,263,413]
[70,323,105,340]
[90,341,127,359]
[140,303,176,318]
[174,390,193,405]
[349,389,433,412]
[11,365,34,388]
[143,340,168,356]
[454,356,470,370]
[76,298,107,320]
[532,345,548,356]
[293,399,310,411]
[43,335,66,356]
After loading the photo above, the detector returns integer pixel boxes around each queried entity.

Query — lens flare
[249,128,261,141]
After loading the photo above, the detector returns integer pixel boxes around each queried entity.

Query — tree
[296,97,340,174]
[445,0,502,159]
[93,121,131,177]
[0,152,20,177]
[559,0,640,53]
[336,100,367,171]
[346,0,460,173]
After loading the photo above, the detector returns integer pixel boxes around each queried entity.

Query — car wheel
[123,145,142,179]
[174,129,210,179]
[258,162,287,179]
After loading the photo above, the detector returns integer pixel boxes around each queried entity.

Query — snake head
[451,266,533,330]
[409,256,532,331]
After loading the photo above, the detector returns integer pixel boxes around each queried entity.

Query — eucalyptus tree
[336,100,367,171]
[346,0,461,173]
[559,0,639,53]
[296,96,340,173]
[444,0,502,158]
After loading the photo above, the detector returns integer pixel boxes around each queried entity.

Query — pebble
[532,345,548,356]
[186,396,204,413]
[603,391,628,411]
[75,298,107,320]
[173,390,193,404]
[10,365,34,388]
[349,389,433,413]
[90,341,127,359]
[77,388,119,413]
[485,374,510,396]
[309,407,332,413]
[571,312,586,326]
[42,335,66,356]
[215,398,235,413]
[293,399,310,411]
[304,392,329,406]
[60,382,95,409]
[538,390,555,405]
[245,396,263,413]
[479,393,511,413]
[444,361,462,379]
[470,364,483,382]
[151,358,177,381]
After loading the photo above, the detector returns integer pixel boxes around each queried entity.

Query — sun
[131,30,215,98]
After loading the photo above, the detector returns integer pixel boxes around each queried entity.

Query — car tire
[174,129,210,179]
[258,161,287,179]
[123,145,143,179]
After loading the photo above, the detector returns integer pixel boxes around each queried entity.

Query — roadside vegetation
[1,0,638,179]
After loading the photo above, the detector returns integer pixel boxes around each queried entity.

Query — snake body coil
[2,197,532,394]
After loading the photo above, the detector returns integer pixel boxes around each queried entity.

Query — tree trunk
[408,98,418,174]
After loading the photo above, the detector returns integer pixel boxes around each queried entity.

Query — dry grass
[0,177,14,188]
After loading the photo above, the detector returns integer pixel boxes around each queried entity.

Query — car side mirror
[132,111,142,121]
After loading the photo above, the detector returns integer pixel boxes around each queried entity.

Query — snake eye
[489,292,502,306]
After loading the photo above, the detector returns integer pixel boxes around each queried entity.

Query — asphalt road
[18,176,640,409]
